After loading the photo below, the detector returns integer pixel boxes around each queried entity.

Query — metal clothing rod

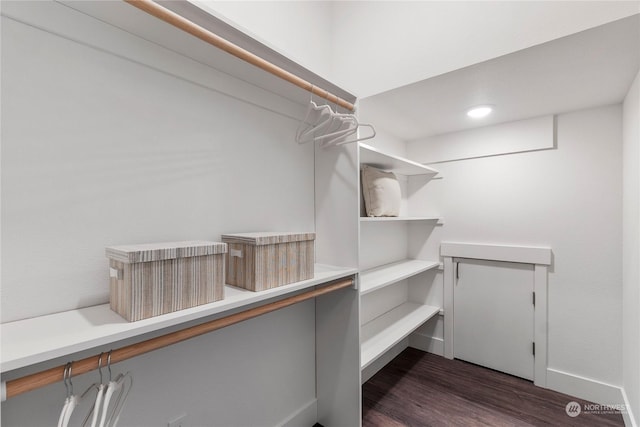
[2,277,354,400]
[123,0,355,112]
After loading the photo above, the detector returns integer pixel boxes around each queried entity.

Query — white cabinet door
[453,258,535,380]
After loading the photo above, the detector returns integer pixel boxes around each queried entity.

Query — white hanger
[99,373,132,427]
[296,87,336,143]
[84,353,106,427]
[97,352,133,427]
[97,352,117,427]
[314,108,349,139]
[295,90,377,147]
[317,107,376,147]
[104,373,132,427]
[296,101,334,143]
[57,362,99,427]
[328,123,377,147]
[57,363,73,427]
[315,114,358,144]
[298,101,350,144]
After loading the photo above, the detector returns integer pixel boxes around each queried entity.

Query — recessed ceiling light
[466,106,493,118]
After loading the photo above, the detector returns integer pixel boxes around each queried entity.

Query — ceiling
[359,14,640,142]
[194,1,640,99]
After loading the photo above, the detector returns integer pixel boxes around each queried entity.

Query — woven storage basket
[221,232,315,291]
[106,241,227,321]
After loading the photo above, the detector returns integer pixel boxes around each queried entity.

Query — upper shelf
[359,144,438,176]
[0,264,357,373]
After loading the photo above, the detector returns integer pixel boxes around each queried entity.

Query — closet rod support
[2,276,354,400]
[123,0,355,112]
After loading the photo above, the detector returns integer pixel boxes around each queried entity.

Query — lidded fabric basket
[106,241,227,321]
[221,232,315,291]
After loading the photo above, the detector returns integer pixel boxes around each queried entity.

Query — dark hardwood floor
[362,348,625,427]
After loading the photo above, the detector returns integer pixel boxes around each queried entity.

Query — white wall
[193,1,334,82]
[623,69,640,424]
[408,115,555,164]
[359,127,407,159]
[1,2,318,425]
[0,9,313,322]
[408,105,624,394]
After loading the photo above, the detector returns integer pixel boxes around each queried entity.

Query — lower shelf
[361,302,440,370]
[1,264,357,373]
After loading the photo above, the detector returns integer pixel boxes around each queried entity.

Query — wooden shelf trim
[2,276,354,400]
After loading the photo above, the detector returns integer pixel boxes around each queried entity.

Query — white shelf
[0,264,357,373]
[360,260,440,295]
[360,143,438,176]
[361,302,440,369]
[360,216,442,222]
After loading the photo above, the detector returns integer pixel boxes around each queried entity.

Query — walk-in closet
[2,1,639,426]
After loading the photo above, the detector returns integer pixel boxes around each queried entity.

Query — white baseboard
[546,372,636,427]
[546,367,624,406]
[409,332,444,356]
[622,388,638,427]
[277,399,317,427]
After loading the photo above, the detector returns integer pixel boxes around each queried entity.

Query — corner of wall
[622,67,640,427]
[278,399,318,427]
[622,387,638,427]
[409,328,444,356]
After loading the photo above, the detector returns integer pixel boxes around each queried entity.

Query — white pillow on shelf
[361,165,401,217]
